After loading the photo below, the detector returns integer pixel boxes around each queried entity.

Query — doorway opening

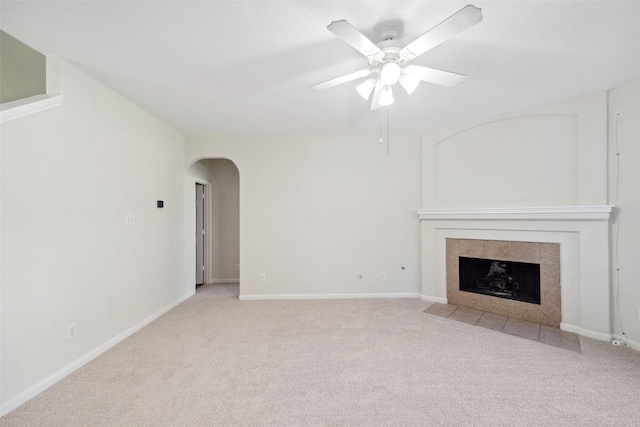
[195,182,206,288]
[189,159,240,295]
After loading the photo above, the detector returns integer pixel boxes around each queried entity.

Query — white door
[195,183,205,286]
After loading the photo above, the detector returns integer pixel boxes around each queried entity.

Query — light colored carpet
[2,283,640,426]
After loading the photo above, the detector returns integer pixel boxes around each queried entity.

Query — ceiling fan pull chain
[379,108,384,144]
[386,108,390,155]
[378,108,390,154]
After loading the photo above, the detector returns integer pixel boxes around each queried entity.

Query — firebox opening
[459,257,541,305]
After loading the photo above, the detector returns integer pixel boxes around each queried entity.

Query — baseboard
[421,295,448,304]
[0,289,195,417]
[627,338,640,352]
[239,292,421,301]
[210,278,239,284]
[609,334,640,352]
[560,323,612,342]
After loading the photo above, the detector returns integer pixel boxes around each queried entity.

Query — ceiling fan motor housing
[381,25,399,41]
[370,39,407,71]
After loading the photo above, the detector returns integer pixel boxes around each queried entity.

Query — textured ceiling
[1,1,639,135]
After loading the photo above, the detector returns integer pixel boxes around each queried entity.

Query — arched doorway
[189,158,240,296]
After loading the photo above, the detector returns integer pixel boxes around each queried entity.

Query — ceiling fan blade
[309,69,372,91]
[402,5,482,59]
[406,65,466,87]
[327,20,384,59]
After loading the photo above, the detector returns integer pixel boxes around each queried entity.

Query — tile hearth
[424,302,581,353]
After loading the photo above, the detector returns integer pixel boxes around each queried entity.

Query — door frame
[194,179,212,286]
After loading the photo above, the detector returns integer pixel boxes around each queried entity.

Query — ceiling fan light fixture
[378,85,394,106]
[312,6,483,109]
[356,78,377,100]
[400,72,421,95]
[380,62,401,85]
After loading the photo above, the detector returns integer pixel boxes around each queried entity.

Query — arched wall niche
[432,114,578,209]
[421,91,608,209]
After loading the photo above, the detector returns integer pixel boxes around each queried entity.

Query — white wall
[422,91,608,208]
[189,160,211,183]
[186,135,422,298]
[208,159,239,282]
[608,77,640,348]
[0,30,46,104]
[0,60,191,410]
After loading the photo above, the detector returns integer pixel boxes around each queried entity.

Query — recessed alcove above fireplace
[418,205,614,341]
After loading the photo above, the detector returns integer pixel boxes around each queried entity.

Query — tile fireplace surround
[446,239,560,327]
[418,206,613,341]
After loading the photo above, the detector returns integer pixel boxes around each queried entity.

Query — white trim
[421,295,448,304]
[210,279,240,284]
[418,205,613,221]
[46,56,62,96]
[627,338,640,353]
[608,335,640,352]
[0,290,195,417]
[560,323,612,342]
[193,179,212,284]
[0,94,63,123]
[239,293,421,301]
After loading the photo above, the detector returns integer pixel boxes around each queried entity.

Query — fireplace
[418,205,614,340]
[445,239,560,327]
[459,257,540,305]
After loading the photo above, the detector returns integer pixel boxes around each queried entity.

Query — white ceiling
[2,1,639,135]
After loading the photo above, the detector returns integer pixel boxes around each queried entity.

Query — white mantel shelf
[418,205,614,221]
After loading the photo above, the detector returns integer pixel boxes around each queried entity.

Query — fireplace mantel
[418,205,613,220]
[418,205,614,341]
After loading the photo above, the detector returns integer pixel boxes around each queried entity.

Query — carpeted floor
[2,283,640,426]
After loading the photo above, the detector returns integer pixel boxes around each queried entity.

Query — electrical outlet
[381,272,387,280]
[125,214,135,225]
[259,273,266,282]
[67,323,77,340]
[236,264,240,271]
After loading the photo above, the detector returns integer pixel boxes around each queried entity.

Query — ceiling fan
[310,5,483,110]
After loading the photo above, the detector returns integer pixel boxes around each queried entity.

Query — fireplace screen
[459,257,541,305]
